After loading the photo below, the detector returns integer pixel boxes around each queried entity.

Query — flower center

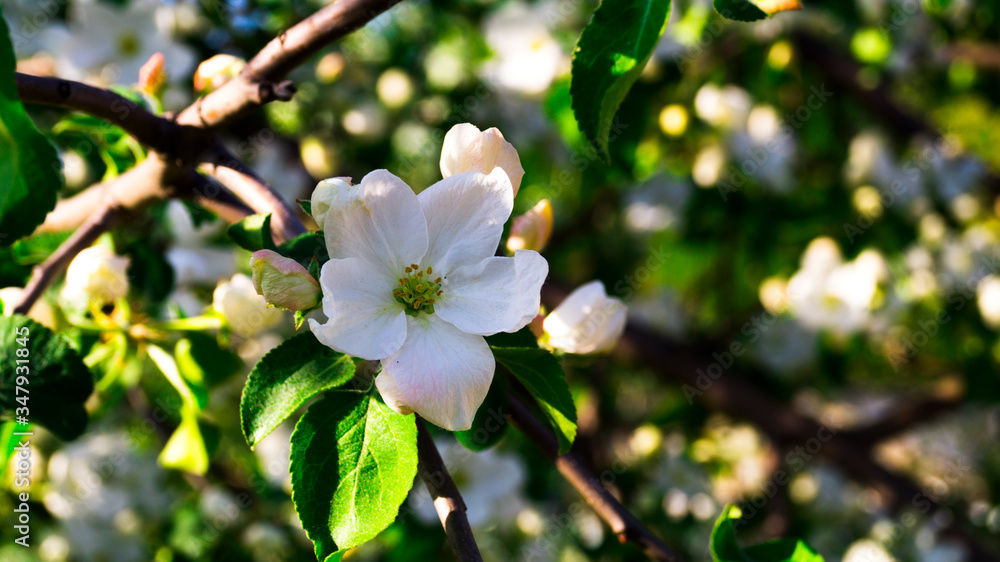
[393,264,443,315]
[118,33,140,56]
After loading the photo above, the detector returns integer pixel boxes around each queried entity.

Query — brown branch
[197,142,306,243]
[175,0,405,129]
[10,203,124,316]
[843,391,965,448]
[507,395,685,562]
[14,73,185,154]
[415,417,484,562]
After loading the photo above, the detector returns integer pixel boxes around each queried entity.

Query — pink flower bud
[138,53,166,97]
[507,199,553,253]
[249,250,321,312]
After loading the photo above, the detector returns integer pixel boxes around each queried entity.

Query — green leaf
[713,0,768,22]
[0,9,64,246]
[485,326,538,349]
[711,504,825,562]
[240,331,355,448]
[492,347,577,454]
[0,315,93,440]
[455,372,509,451]
[280,231,329,266]
[298,199,312,216]
[148,343,204,411]
[159,410,211,475]
[175,333,242,389]
[291,392,418,559]
[570,0,672,159]
[227,213,277,252]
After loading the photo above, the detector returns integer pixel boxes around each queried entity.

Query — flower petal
[376,315,494,431]
[436,250,548,336]
[418,168,514,273]
[323,169,428,276]
[308,258,406,360]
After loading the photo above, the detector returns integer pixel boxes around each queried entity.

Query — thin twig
[507,395,686,562]
[197,141,306,243]
[415,417,484,562]
[175,0,406,129]
[10,202,125,316]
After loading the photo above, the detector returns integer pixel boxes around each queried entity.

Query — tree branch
[10,202,124,316]
[415,417,484,562]
[14,73,184,154]
[175,0,405,129]
[197,142,307,243]
[507,395,686,562]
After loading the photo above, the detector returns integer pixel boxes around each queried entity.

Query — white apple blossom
[440,123,525,196]
[482,1,565,96]
[61,245,131,305]
[55,0,196,85]
[309,177,355,230]
[213,274,282,337]
[784,238,887,335]
[543,281,627,354]
[308,168,548,431]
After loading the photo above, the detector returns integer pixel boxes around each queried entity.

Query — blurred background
[1,0,1000,560]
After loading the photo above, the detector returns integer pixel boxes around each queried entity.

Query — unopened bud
[440,123,524,196]
[543,281,627,355]
[507,199,553,253]
[250,250,321,312]
[310,177,356,231]
[138,53,166,97]
[194,54,246,94]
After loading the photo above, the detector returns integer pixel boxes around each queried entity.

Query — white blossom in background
[482,1,565,95]
[781,238,887,336]
[44,431,171,562]
[410,440,526,527]
[213,274,283,337]
[976,276,1000,329]
[61,245,131,306]
[694,84,752,130]
[544,281,627,354]
[730,104,796,193]
[0,287,57,329]
[164,200,236,287]
[308,166,548,431]
[55,0,197,84]
[441,123,525,196]
[507,199,553,253]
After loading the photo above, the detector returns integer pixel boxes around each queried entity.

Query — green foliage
[227,213,277,252]
[0,315,93,441]
[241,332,356,448]
[492,347,577,454]
[713,0,768,22]
[291,392,418,560]
[711,505,824,562]
[570,0,672,159]
[280,231,329,266]
[0,10,63,246]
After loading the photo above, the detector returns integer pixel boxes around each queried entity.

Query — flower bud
[61,246,130,305]
[213,273,282,337]
[309,177,356,230]
[0,287,57,329]
[250,250,321,312]
[543,281,627,354]
[440,123,524,196]
[507,199,553,253]
[138,52,166,97]
[193,54,246,94]
[754,0,802,15]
